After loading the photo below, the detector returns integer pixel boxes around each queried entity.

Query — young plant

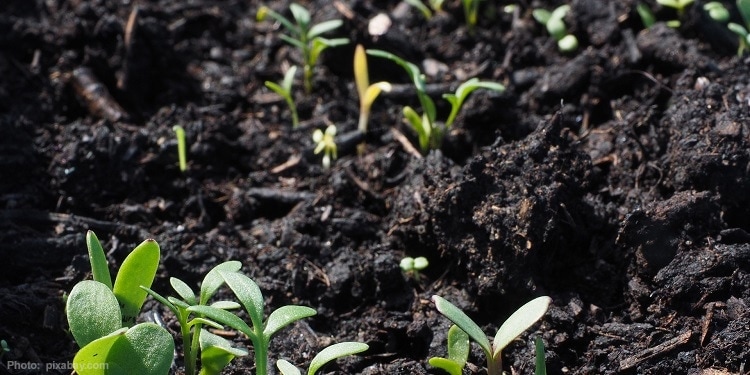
[462,0,482,32]
[257,3,349,93]
[276,341,369,375]
[532,5,579,52]
[354,44,391,136]
[403,0,445,20]
[0,339,9,361]
[637,3,657,28]
[728,0,750,55]
[535,336,547,375]
[186,270,317,375]
[367,49,504,152]
[265,66,300,128]
[431,295,552,375]
[312,124,337,169]
[142,261,247,375]
[66,231,173,375]
[428,325,469,375]
[173,125,187,172]
[399,256,429,282]
[703,2,730,23]
[656,0,695,27]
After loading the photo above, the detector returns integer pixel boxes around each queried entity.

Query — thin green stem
[179,314,195,375]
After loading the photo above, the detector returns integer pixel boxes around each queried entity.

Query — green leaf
[535,337,547,375]
[86,231,112,289]
[739,0,750,27]
[492,296,551,357]
[443,78,505,127]
[282,66,298,93]
[428,357,464,375]
[170,277,197,305]
[532,9,551,24]
[557,34,579,52]
[308,19,343,39]
[172,125,187,172]
[74,323,174,375]
[210,300,241,310]
[219,271,265,331]
[447,325,469,366]
[403,106,427,151]
[189,317,224,330]
[637,3,656,28]
[199,329,248,375]
[67,280,122,347]
[265,81,292,101]
[113,239,160,327]
[280,34,306,50]
[264,305,317,339]
[257,6,297,34]
[404,0,433,19]
[188,305,254,339]
[549,5,570,22]
[277,359,302,375]
[199,261,242,305]
[290,3,311,30]
[728,22,749,37]
[432,295,491,356]
[308,342,369,375]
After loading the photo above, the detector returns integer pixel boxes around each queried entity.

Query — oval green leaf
[308,342,369,375]
[67,280,122,347]
[492,296,551,357]
[86,231,112,289]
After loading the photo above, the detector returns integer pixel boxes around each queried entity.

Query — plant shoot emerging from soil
[535,336,547,375]
[257,3,349,93]
[142,261,247,375]
[399,256,429,281]
[657,0,695,27]
[276,341,369,375]
[313,124,337,169]
[265,66,300,128]
[354,44,391,137]
[187,270,317,375]
[532,5,578,52]
[173,125,187,172]
[431,295,551,375]
[428,324,469,375]
[728,0,750,55]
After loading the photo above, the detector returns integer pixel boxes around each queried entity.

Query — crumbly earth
[1,0,749,374]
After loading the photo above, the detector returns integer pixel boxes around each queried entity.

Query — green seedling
[265,66,300,128]
[399,256,429,281]
[354,44,391,137]
[535,336,547,375]
[187,270,317,375]
[703,2,730,22]
[142,261,246,375]
[173,125,187,172]
[403,0,445,19]
[428,325,469,375]
[462,0,482,32]
[728,0,750,55]
[312,124,337,169]
[431,295,551,375]
[532,5,579,52]
[367,49,504,152]
[66,231,173,375]
[637,3,657,28]
[0,339,9,361]
[257,3,349,93]
[276,341,370,375]
[656,0,695,27]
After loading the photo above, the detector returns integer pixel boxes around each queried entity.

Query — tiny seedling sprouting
[428,325,469,375]
[354,44,391,137]
[532,5,579,52]
[257,3,349,93]
[461,0,482,32]
[186,270,317,375]
[399,256,429,281]
[535,336,547,375]
[312,124,338,169]
[431,295,551,375]
[142,261,247,375]
[66,231,174,375]
[443,78,506,127]
[0,339,9,361]
[265,66,300,128]
[403,0,445,20]
[656,0,695,27]
[276,341,369,375]
[728,0,750,55]
[703,2,729,23]
[637,3,657,28]
[173,125,187,172]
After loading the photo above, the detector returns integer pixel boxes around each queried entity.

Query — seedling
[276,341,369,375]
[428,325,469,375]
[173,125,187,172]
[461,0,482,32]
[703,2,729,22]
[728,0,750,55]
[0,339,9,361]
[367,49,504,152]
[399,256,429,281]
[312,124,338,169]
[535,336,547,375]
[265,66,300,128]
[656,0,695,27]
[532,5,579,52]
[66,231,173,375]
[353,44,391,136]
[187,270,317,375]
[142,261,247,375]
[636,3,657,28]
[257,3,349,93]
[403,0,445,20]
[431,295,551,375]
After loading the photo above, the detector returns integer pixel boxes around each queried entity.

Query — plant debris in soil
[1,0,749,374]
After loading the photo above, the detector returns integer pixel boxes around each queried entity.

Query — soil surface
[1,0,749,374]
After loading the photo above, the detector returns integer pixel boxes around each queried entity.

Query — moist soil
[1,0,749,374]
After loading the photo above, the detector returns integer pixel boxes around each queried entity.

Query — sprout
[533,5,579,52]
[313,125,338,169]
[264,66,300,128]
[276,342,369,375]
[728,0,750,55]
[428,325,470,375]
[400,256,429,281]
[431,295,551,375]
[173,125,187,172]
[354,44,391,136]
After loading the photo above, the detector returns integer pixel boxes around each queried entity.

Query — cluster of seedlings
[65,232,551,375]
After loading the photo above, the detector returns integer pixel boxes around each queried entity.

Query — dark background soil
[1,0,749,374]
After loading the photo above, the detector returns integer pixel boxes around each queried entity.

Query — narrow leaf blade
[113,239,160,327]
[86,231,112,289]
[308,342,369,375]
[432,295,491,355]
[199,261,242,305]
[219,271,265,331]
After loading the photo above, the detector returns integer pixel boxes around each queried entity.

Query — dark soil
[1,0,749,374]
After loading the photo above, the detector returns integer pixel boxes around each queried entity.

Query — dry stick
[618,331,692,371]
[391,127,422,158]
